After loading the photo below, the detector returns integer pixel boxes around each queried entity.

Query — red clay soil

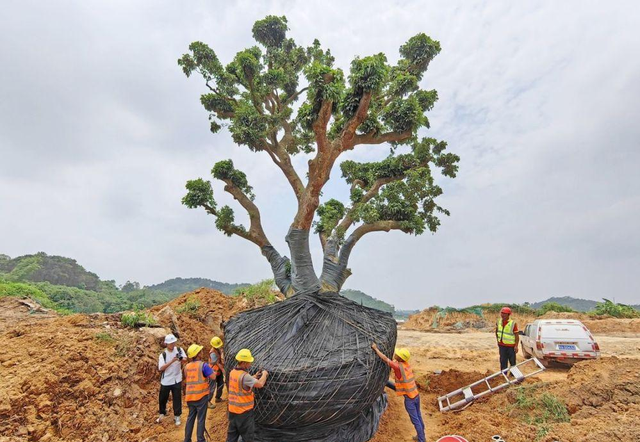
[0,289,248,442]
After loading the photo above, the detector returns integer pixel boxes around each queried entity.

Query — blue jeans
[404,395,426,442]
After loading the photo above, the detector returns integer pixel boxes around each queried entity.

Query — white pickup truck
[519,319,601,365]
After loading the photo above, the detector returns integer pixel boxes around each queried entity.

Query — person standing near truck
[495,306,519,371]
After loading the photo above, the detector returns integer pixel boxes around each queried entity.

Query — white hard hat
[164,334,178,344]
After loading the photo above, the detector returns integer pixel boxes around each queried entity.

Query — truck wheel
[521,343,531,359]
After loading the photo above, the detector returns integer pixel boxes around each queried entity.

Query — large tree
[179,15,458,298]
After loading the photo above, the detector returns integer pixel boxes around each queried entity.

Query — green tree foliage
[593,299,639,318]
[537,302,575,315]
[233,279,278,304]
[179,15,459,294]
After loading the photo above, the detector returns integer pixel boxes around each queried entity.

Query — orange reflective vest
[228,369,255,415]
[209,349,222,376]
[395,361,419,399]
[184,361,209,402]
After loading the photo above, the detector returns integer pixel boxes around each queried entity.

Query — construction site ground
[0,293,638,442]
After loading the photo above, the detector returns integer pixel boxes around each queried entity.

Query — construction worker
[208,336,225,409]
[496,306,519,371]
[183,343,215,442]
[226,349,269,442]
[157,333,186,425]
[372,343,425,442]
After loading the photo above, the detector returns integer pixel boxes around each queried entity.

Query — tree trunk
[285,228,320,296]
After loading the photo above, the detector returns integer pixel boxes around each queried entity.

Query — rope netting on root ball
[224,291,397,442]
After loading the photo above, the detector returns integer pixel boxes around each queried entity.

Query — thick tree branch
[221,181,270,248]
[202,202,265,246]
[352,129,412,148]
[340,92,372,149]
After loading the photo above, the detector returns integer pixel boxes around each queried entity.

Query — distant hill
[0,252,102,290]
[340,289,395,314]
[531,296,640,312]
[147,277,250,295]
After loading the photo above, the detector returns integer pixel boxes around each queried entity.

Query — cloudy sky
[1,1,639,309]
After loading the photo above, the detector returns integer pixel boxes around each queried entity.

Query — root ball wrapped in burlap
[224,292,397,442]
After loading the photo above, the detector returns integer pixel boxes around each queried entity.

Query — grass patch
[121,309,157,328]
[511,385,570,440]
[94,331,116,344]
[115,335,134,357]
[177,296,201,316]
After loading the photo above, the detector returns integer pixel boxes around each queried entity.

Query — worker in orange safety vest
[183,344,215,442]
[372,343,426,442]
[226,348,268,442]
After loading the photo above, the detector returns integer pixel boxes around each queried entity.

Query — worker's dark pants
[499,345,516,370]
[209,372,225,402]
[226,410,256,442]
[184,395,208,442]
[159,381,182,416]
[404,395,426,442]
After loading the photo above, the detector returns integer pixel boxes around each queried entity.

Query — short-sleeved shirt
[498,320,519,347]
[158,347,186,386]
[241,372,258,390]
[388,361,402,379]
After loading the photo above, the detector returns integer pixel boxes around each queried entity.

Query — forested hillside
[0,252,102,290]
[1,253,398,315]
[148,277,249,295]
[531,296,640,312]
[340,289,395,314]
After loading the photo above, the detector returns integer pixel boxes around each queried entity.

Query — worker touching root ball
[372,343,426,442]
[226,349,269,442]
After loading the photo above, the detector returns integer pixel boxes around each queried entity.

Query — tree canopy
[179,15,459,295]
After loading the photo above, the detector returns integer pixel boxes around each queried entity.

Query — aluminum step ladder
[437,357,545,412]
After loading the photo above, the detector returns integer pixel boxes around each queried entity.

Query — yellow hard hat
[235,348,254,363]
[187,344,204,359]
[210,336,223,349]
[395,348,411,362]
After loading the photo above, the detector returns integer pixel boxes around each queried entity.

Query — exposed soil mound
[416,369,486,396]
[0,288,252,442]
[405,308,640,334]
[431,358,640,442]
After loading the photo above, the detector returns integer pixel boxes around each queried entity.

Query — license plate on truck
[558,344,577,350]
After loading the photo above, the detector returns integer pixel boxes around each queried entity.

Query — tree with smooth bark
[179,15,459,298]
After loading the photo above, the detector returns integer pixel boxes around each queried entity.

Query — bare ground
[1,296,638,442]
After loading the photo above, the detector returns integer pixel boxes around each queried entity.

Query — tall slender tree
[179,16,458,297]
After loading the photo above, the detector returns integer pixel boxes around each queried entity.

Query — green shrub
[234,279,278,304]
[592,299,639,318]
[177,296,201,316]
[121,309,157,328]
[537,302,575,315]
[0,279,71,314]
